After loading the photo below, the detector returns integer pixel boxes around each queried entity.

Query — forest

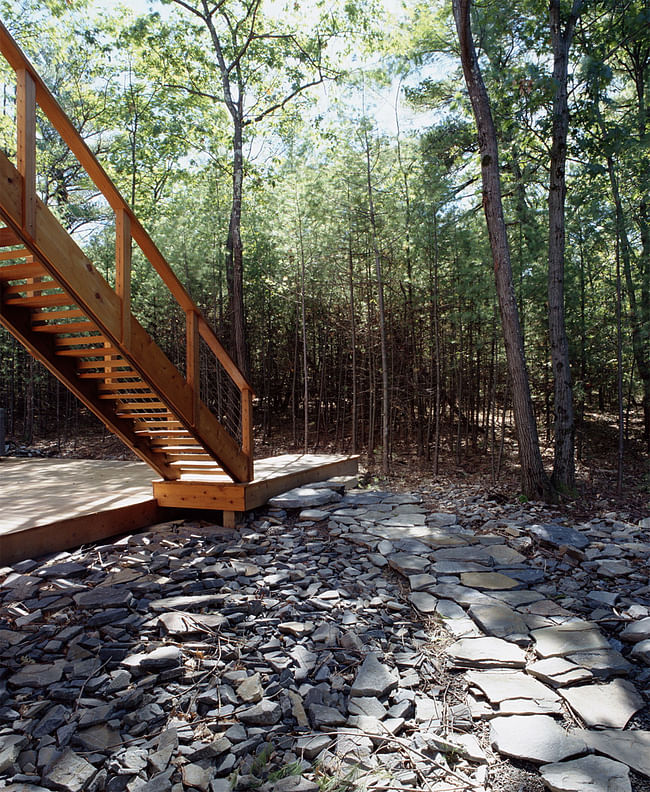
[0,0,648,501]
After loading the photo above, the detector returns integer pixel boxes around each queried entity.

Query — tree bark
[225,118,249,377]
[548,0,581,493]
[364,126,390,475]
[453,0,552,501]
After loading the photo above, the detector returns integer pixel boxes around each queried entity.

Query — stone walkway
[0,479,649,792]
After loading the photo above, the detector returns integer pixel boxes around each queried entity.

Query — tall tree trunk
[548,0,581,493]
[226,119,249,377]
[348,219,358,454]
[453,0,552,501]
[364,126,390,475]
[616,232,624,495]
[296,197,309,453]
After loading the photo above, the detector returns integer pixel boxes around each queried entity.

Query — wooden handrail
[0,21,254,463]
[0,21,250,398]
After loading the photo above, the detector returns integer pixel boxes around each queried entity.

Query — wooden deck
[153,453,359,511]
[0,453,358,564]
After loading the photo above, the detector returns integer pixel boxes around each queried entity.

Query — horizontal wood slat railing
[0,22,254,483]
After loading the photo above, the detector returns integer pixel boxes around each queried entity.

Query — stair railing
[0,21,254,481]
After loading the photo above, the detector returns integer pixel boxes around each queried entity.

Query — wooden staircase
[0,23,254,484]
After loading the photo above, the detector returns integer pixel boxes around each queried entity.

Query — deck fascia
[152,454,359,511]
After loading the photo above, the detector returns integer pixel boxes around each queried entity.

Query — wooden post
[115,208,132,347]
[186,309,200,427]
[16,68,36,236]
[242,386,254,481]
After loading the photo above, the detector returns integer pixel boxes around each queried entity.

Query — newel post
[242,386,253,481]
[115,208,132,347]
[16,68,36,236]
[186,309,200,427]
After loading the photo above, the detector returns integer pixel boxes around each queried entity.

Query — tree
[159,0,339,377]
[452,0,552,500]
[547,0,583,493]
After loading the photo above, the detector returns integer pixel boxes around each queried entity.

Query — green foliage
[1,0,647,476]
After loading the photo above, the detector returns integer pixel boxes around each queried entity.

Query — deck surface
[0,458,154,535]
[0,454,358,564]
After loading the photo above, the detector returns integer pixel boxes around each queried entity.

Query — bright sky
[87,0,436,137]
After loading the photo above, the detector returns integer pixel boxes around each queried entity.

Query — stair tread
[4,293,74,307]
[3,280,55,297]
[57,347,120,357]
[33,321,96,333]
[31,308,86,321]
[0,248,31,262]
[54,335,106,347]
[0,261,45,279]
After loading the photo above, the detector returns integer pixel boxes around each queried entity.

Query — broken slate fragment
[531,621,610,658]
[408,591,438,613]
[239,698,282,725]
[460,571,522,590]
[122,645,181,672]
[526,657,593,688]
[9,662,63,688]
[73,586,134,609]
[388,553,430,577]
[529,523,589,550]
[565,649,633,679]
[489,715,588,764]
[465,669,561,707]
[539,755,631,792]
[45,749,96,792]
[446,637,526,668]
[268,487,342,509]
[559,678,644,728]
[468,603,529,642]
[236,672,263,704]
[577,729,650,778]
[620,616,650,643]
[350,653,398,697]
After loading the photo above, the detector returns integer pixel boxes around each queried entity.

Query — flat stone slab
[466,669,560,706]
[565,649,633,679]
[498,698,563,716]
[526,657,593,688]
[408,573,437,591]
[435,599,466,620]
[380,513,426,527]
[446,637,526,668]
[468,603,529,641]
[158,611,227,635]
[529,523,589,550]
[432,583,497,606]
[578,729,650,777]
[408,591,438,613]
[486,545,527,565]
[539,755,631,792]
[268,487,342,509]
[532,621,610,658]
[560,679,644,728]
[388,553,430,576]
[460,571,521,590]
[490,715,588,764]
[490,589,546,607]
